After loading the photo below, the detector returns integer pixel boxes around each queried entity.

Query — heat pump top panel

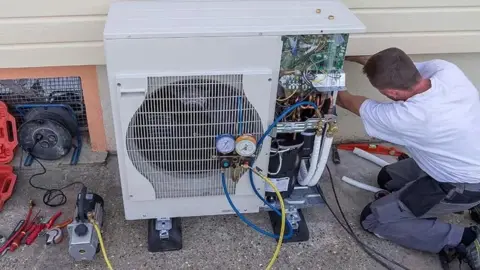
[104,0,365,39]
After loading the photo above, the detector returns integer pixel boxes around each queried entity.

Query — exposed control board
[278,34,348,94]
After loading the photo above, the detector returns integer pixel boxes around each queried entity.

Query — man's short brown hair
[363,47,421,90]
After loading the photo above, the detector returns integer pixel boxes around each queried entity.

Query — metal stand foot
[268,208,309,243]
[147,218,183,252]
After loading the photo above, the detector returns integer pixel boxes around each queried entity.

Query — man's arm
[345,55,370,66]
[336,91,367,116]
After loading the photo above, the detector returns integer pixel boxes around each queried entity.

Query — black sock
[461,227,477,246]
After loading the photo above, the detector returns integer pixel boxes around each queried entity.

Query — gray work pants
[361,158,480,253]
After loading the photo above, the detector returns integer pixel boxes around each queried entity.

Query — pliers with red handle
[10,210,40,251]
[0,200,34,256]
[25,211,71,246]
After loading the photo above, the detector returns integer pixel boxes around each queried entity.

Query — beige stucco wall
[337,53,480,142]
[2,1,480,151]
[2,1,480,68]
[98,53,480,151]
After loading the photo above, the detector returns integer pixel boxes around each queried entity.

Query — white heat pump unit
[104,0,364,250]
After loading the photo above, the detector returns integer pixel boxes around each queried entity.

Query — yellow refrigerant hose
[249,167,286,270]
[88,213,114,270]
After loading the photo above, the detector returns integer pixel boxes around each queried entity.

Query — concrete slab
[0,151,474,270]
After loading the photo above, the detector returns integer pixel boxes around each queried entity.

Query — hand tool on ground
[22,216,43,242]
[10,210,40,251]
[331,145,341,164]
[0,200,34,256]
[0,220,25,257]
[337,143,405,157]
[45,228,64,245]
[26,211,72,246]
[44,213,72,246]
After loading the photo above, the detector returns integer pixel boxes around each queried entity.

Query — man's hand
[337,91,368,116]
[345,55,370,66]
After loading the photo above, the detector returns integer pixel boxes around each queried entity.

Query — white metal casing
[104,0,365,39]
[104,0,365,220]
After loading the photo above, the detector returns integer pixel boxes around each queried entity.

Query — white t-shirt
[359,59,480,184]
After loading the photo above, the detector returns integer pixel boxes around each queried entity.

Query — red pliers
[25,212,72,245]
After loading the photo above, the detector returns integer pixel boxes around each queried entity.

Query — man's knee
[377,166,391,190]
[360,202,373,231]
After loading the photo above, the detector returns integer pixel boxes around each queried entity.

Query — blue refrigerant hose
[247,101,319,238]
[221,172,293,239]
[221,101,319,239]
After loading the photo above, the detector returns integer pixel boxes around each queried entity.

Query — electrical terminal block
[311,71,346,92]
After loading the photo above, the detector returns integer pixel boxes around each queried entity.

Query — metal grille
[126,75,263,198]
[0,77,87,130]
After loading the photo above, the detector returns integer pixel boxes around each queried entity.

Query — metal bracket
[261,185,324,211]
[156,218,172,239]
[274,118,322,135]
[323,114,337,123]
[286,207,302,230]
[273,115,337,135]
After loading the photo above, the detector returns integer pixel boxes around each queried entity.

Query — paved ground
[0,150,475,270]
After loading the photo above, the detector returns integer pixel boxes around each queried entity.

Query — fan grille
[126,75,263,198]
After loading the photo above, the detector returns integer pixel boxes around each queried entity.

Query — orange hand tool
[336,143,404,157]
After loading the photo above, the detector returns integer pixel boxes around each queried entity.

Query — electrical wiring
[302,72,316,88]
[88,214,113,270]
[316,166,411,270]
[20,142,86,207]
[257,101,319,149]
[276,89,298,102]
[268,153,282,175]
[268,147,290,176]
[306,65,327,83]
[221,172,292,240]
[299,89,317,103]
[27,156,86,207]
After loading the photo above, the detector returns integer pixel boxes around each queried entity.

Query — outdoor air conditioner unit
[104,0,364,251]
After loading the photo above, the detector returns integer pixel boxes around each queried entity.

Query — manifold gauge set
[215,134,257,168]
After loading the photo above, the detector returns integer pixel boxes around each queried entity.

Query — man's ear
[384,89,397,98]
[380,89,398,100]
[380,89,397,98]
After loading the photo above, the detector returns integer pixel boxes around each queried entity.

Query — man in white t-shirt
[337,47,480,269]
